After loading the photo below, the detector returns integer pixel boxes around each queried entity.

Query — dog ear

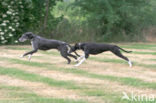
[27,33,34,39]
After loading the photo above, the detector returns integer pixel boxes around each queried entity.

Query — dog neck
[30,34,37,41]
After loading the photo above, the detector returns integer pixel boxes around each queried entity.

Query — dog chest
[31,41,35,49]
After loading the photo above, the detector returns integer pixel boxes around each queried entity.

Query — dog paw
[28,55,32,61]
[20,55,24,58]
[128,61,132,68]
[129,64,132,68]
[74,64,79,67]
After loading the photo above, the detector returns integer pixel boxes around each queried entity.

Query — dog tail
[117,46,132,53]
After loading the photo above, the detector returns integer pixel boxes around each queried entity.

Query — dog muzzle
[19,38,27,42]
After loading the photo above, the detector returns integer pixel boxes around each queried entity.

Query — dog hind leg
[67,53,77,60]
[60,46,71,64]
[111,49,132,67]
[61,53,71,64]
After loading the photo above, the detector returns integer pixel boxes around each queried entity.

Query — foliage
[0,0,156,44]
[53,0,156,42]
[0,0,28,44]
[0,0,62,44]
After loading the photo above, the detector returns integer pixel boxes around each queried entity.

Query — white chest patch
[31,41,34,49]
[66,45,71,53]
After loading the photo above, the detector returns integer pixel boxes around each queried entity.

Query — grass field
[0,43,156,103]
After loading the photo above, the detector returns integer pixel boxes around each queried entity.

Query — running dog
[70,43,132,67]
[19,32,79,64]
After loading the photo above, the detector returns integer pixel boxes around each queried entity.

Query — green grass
[89,56,156,70]
[5,46,30,50]
[0,98,87,103]
[0,85,37,102]
[0,85,87,103]
[133,51,156,55]
[89,57,126,64]
[2,57,155,103]
[84,90,140,103]
[120,43,156,49]
[1,57,156,90]
[135,62,156,69]
[40,50,60,56]
[24,97,87,103]
[0,66,81,90]
[85,72,156,89]
[0,85,22,91]
[83,89,125,103]
[0,43,156,103]
[0,65,129,103]
[151,59,156,61]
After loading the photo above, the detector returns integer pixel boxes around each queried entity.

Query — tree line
[0,0,156,44]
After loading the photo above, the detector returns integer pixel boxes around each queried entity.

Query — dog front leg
[75,55,84,62]
[74,51,80,57]
[75,54,87,66]
[75,57,86,67]
[28,54,32,61]
[20,49,38,61]
[128,60,132,67]
[20,53,32,59]
[75,51,89,66]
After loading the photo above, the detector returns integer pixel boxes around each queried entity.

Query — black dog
[19,32,79,64]
[70,43,132,67]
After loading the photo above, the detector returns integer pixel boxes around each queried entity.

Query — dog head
[69,43,81,53]
[19,32,35,42]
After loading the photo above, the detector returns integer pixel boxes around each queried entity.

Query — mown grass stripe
[5,43,156,50]
[4,46,60,56]
[133,51,156,55]
[120,44,156,49]
[0,57,146,103]
[5,46,30,50]
[0,85,87,103]
[89,57,156,70]
[1,57,156,90]
[23,97,88,103]
[0,97,87,103]
[0,65,127,103]
[151,59,156,61]
[5,45,156,57]
[0,66,81,90]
